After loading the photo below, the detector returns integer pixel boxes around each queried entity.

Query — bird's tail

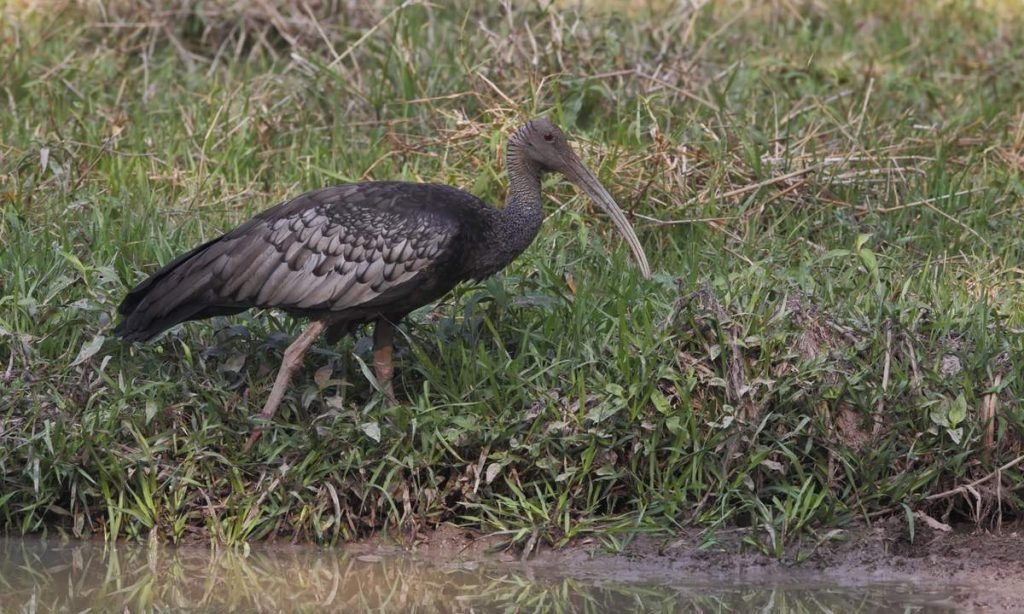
[114,237,243,342]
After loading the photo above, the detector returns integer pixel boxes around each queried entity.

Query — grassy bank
[2,0,1022,555]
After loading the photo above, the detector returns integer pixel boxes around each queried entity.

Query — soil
[353,518,1024,612]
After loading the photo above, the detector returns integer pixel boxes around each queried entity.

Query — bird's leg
[244,318,330,451]
[372,319,398,404]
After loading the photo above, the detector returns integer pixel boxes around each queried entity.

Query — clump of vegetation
[1,0,1022,557]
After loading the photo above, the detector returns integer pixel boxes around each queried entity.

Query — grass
[1,0,1023,555]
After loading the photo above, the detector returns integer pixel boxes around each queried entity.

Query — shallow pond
[0,537,959,612]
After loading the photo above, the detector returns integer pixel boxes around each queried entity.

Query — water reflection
[0,538,955,613]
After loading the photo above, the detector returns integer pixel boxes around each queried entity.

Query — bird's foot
[243,429,263,452]
[382,381,398,405]
[242,319,331,453]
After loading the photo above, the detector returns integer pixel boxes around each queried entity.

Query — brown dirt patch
[354,519,1024,612]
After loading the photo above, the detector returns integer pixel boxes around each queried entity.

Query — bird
[114,118,651,448]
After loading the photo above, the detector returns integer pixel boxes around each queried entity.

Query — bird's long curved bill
[565,158,651,279]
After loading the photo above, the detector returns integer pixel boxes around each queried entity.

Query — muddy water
[0,538,957,612]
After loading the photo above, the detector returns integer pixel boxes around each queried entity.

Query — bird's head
[509,118,651,279]
[510,118,575,174]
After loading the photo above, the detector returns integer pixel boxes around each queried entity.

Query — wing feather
[115,182,481,341]
[223,244,278,297]
[207,185,461,313]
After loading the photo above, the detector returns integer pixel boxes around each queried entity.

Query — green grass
[1,0,1023,555]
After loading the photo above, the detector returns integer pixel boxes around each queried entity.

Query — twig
[632,71,719,113]
[723,245,755,267]
[874,322,892,437]
[854,76,874,140]
[873,188,985,213]
[635,214,736,227]
[925,454,1024,501]
[301,0,342,65]
[981,373,1001,464]
[914,510,952,532]
[904,335,921,389]
[874,188,990,248]
[712,166,820,202]
[477,72,516,107]
[756,177,808,209]
[324,0,420,69]
[2,352,13,383]
[922,201,991,249]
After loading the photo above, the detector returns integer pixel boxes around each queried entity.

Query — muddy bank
[354,518,1024,612]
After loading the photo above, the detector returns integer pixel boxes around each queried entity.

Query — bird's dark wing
[115,182,478,341]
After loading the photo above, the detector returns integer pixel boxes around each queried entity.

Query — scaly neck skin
[473,142,546,279]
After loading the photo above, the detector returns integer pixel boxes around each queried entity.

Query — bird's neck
[475,149,545,278]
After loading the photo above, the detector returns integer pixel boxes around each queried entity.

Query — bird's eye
[543,133,554,141]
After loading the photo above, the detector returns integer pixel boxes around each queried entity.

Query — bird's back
[115,182,496,341]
